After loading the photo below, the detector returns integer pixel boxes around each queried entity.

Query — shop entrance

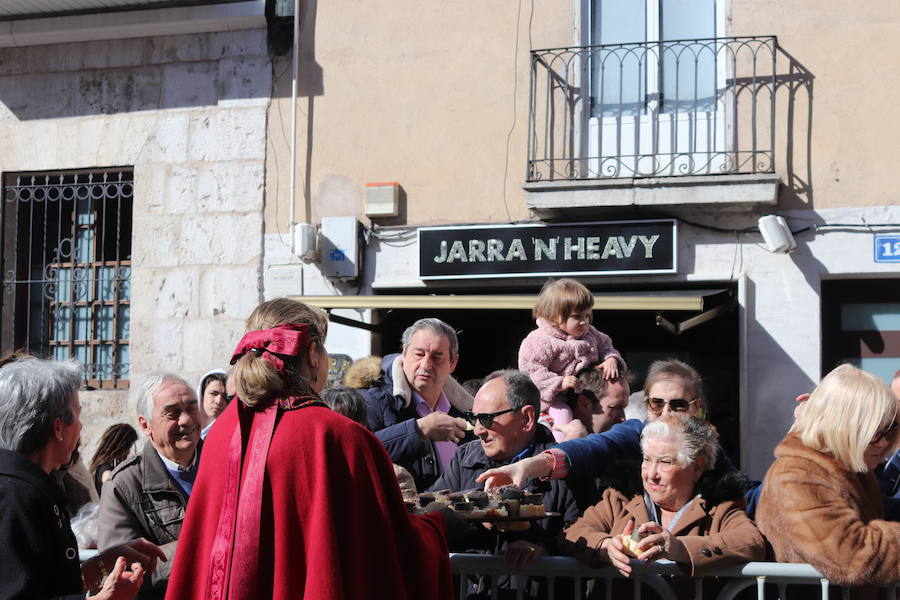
[374,284,741,465]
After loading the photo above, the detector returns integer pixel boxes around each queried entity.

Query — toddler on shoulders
[518,278,625,442]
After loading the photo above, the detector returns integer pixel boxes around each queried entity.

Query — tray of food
[404,486,556,521]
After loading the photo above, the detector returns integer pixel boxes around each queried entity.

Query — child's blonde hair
[533,278,594,327]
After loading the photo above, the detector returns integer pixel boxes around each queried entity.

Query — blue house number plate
[875,235,900,262]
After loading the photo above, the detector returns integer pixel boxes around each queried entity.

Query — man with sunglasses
[362,318,476,491]
[428,370,582,571]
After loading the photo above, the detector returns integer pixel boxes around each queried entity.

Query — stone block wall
[0,28,272,459]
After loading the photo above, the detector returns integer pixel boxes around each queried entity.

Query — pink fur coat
[518,317,624,407]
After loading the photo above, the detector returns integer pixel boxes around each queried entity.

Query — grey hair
[641,414,718,471]
[0,357,81,456]
[483,369,540,411]
[133,372,195,423]
[400,318,459,358]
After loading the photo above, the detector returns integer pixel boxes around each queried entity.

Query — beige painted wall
[264,1,575,232]
[732,1,900,209]
[265,1,897,232]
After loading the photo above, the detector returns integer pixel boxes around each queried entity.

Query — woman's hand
[634,521,690,563]
[89,557,144,600]
[503,540,546,569]
[601,527,636,577]
[476,454,550,489]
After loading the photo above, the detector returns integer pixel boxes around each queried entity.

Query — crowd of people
[0,279,899,599]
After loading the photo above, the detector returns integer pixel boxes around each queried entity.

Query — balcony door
[587,0,726,177]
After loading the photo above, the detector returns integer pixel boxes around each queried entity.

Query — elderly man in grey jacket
[98,372,201,600]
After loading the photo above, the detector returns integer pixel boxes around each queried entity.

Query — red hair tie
[230,323,310,375]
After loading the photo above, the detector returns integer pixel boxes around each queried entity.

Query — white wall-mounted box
[365,182,399,217]
[320,216,359,279]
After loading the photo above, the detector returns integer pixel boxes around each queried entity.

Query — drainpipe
[288,0,300,256]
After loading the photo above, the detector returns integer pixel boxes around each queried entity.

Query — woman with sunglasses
[757,364,900,587]
[478,359,761,515]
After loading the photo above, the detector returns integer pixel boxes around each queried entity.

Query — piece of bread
[621,535,641,557]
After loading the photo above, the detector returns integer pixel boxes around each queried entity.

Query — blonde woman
[757,363,900,585]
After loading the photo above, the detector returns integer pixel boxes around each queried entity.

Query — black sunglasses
[464,408,516,429]
[644,397,698,414]
[872,422,899,444]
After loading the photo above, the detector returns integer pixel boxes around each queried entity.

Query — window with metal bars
[1,169,133,389]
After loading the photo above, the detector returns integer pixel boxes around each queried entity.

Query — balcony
[525,37,787,216]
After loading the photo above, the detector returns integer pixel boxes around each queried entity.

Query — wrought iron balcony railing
[527,36,779,181]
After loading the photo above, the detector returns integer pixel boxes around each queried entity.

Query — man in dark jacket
[360,318,475,491]
[430,371,584,548]
[98,372,201,599]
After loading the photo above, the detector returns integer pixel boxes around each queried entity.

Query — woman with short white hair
[0,356,165,599]
[757,363,900,586]
[564,414,765,580]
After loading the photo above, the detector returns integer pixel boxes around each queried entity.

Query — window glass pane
[117,345,130,380]
[96,344,113,381]
[95,305,114,340]
[841,303,900,331]
[54,266,71,303]
[660,0,716,113]
[846,357,898,386]
[53,305,72,342]
[118,266,131,300]
[74,306,90,341]
[74,344,89,367]
[71,267,93,302]
[75,228,95,264]
[593,0,646,117]
[117,305,130,340]
[98,265,115,302]
[52,346,69,361]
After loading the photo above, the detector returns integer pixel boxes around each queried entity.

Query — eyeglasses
[644,397,698,414]
[464,408,516,429]
[871,422,899,445]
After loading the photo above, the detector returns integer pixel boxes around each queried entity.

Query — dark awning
[294,289,734,334]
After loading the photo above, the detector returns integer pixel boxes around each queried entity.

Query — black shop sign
[418,219,676,280]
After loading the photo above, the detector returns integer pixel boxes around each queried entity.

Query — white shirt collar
[156,447,198,472]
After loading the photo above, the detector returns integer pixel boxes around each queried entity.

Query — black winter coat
[0,449,83,600]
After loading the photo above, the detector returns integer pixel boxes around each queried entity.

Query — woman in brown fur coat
[757,364,900,586]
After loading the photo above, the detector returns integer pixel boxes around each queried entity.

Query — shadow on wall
[0,29,275,121]
[266,0,323,225]
[774,46,815,209]
[742,276,817,479]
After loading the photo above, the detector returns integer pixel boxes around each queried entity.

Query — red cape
[165,401,452,600]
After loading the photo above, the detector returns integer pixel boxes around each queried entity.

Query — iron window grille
[1,169,133,389]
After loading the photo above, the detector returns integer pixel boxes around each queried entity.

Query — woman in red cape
[165,299,452,600]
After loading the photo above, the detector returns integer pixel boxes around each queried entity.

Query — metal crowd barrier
[450,554,899,600]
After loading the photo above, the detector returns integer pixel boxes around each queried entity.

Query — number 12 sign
[875,235,900,263]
